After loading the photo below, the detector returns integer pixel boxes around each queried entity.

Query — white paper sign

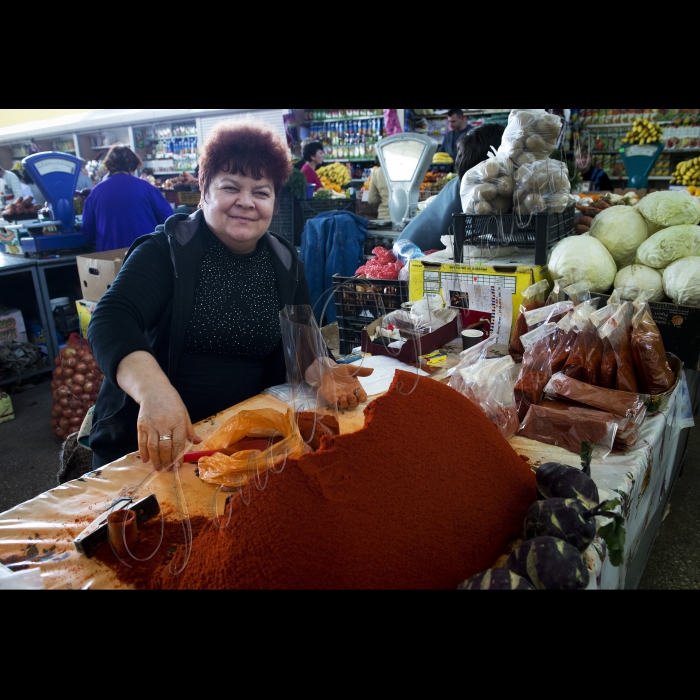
[441,282,512,345]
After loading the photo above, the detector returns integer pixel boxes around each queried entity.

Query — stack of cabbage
[547,190,700,305]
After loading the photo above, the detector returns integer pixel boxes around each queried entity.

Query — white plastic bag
[513,159,571,215]
[497,109,563,167]
[460,151,514,216]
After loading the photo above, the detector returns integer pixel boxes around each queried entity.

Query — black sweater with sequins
[88,209,312,467]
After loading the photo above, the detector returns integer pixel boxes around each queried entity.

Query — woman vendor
[88,120,370,471]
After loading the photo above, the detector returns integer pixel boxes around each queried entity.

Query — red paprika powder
[118,372,536,590]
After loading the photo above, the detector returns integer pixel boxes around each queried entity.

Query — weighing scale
[20,152,88,254]
[620,143,664,189]
[375,133,438,231]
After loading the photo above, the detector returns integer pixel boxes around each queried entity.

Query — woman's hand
[136,385,202,470]
[116,350,202,471]
[305,359,374,409]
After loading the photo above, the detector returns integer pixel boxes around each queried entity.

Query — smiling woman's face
[201,171,276,254]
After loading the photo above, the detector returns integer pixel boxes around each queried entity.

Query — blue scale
[620,143,664,189]
[20,152,88,254]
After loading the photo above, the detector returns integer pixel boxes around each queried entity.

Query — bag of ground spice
[524,301,574,332]
[591,302,621,389]
[518,403,619,458]
[599,303,639,393]
[508,279,550,363]
[459,355,520,439]
[564,281,592,306]
[545,278,566,305]
[549,309,577,374]
[514,321,558,421]
[562,304,604,387]
[630,303,676,395]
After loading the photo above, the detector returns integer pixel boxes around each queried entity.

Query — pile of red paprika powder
[116,371,535,590]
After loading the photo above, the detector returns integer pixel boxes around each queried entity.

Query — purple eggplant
[504,536,589,590]
[458,568,535,590]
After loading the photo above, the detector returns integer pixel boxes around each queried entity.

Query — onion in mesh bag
[461,156,514,215]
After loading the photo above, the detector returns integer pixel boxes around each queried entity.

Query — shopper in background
[294,137,318,170]
[15,168,46,206]
[398,122,506,252]
[76,159,93,191]
[578,147,614,192]
[300,141,325,192]
[438,109,472,160]
[81,144,174,252]
[368,156,390,220]
[0,166,23,205]
[87,120,370,470]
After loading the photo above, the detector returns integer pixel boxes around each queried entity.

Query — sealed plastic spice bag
[514,321,558,421]
[459,355,520,439]
[514,159,571,216]
[518,403,618,458]
[508,279,550,362]
[599,303,639,393]
[524,301,574,331]
[448,334,498,395]
[545,278,566,305]
[630,302,676,395]
[460,151,514,216]
[562,304,604,386]
[544,372,646,419]
[497,109,563,167]
[549,309,577,374]
[564,281,593,306]
[591,301,621,390]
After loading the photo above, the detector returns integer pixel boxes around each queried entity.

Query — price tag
[625,145,659,158]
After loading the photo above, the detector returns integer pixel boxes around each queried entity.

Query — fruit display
[620,117,664,146]
[316,162,351,187]
[2,196,42,220]
[419,171,455,196]
[319,176,343,193]
[671,156,700,187]
[432,152,454,166]
[162,172,198,190]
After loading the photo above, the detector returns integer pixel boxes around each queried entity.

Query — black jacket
[87,209,311,467]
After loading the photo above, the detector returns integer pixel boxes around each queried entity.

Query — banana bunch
[620,118,664,146]
[671,156,700,186]
[432,152,454,164]
[316,162,351,187]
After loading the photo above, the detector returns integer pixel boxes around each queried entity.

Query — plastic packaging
[630,302,676,395]
[545,278,566,305]
[448,334,498,395]
[550,310,577,374]
[564,281,592,306]
[393,239,425,267]
[514,321,558,421]
[514,159,571,215]
[524,301,574,330]
[497,109,563,167]
[508,279,550,362]
[544,372,646,418]
[518,403,618,458]
[561,304,604,386]
[459,355,520,439]
[599,303,639,393]
[460,152,514,216]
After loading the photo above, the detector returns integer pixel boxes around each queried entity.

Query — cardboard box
[361,314,461,364]
[594,294,700,371]
[76,299,98,339]
[76,248,128,302]
[0,307,27,343]
[0,391,14,424]
[409,252,551,343]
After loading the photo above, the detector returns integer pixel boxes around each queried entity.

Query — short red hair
[199,119,292,204]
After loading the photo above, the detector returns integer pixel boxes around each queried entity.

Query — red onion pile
[51,332,103,440]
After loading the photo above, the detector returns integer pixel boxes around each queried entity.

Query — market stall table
[0,356,694,590]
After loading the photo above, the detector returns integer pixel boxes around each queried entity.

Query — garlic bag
[513,159,571,215]
[498,109,563,167]
[461,154,514,216]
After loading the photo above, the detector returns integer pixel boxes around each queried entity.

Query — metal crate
[269,190,295,245]
[451,203,576,265]
[332,274,408,356]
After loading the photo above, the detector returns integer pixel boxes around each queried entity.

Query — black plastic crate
[332,274,408,356]
[299,198,356,229]
[451,203,575,265]
[269,190,295,245]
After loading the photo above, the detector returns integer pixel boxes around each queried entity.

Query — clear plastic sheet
[508,279,550,363]
[460,152,514,216]
[447,334,498,395]
[630,302,675,396]
[497,109,563,167]
[518,403,618,459]
[513,159,571,215]
[459,355,520,439]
